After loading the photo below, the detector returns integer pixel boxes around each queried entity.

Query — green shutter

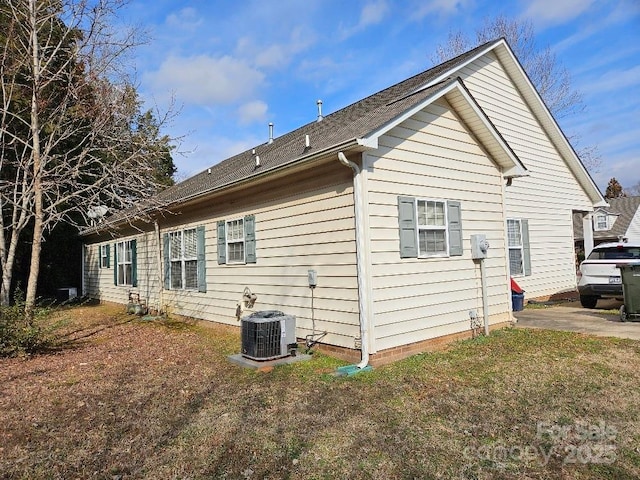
[447,201,463,256]
[245,215,256,264]
[398,196,418,258]
[105,244,110,268]
[522,219,531,276]
[197,226,206,292]
[163,233,170,290]
[217,220,226,265]
[113,243,118,285]
[131,239,137,287]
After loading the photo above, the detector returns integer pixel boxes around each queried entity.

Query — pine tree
[604,178,625,199]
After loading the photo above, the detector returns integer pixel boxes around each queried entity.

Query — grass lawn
[1,303,639,479]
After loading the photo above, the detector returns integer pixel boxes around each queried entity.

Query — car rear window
[587,246,640,260]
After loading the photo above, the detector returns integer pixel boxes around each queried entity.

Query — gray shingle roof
[156,39,503,206]
[573,196,640,241]
[81,39,505,235]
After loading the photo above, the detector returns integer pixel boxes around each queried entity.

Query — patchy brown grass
[1,304,639,479]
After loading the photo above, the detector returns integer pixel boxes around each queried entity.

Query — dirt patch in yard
[1,304,640,479]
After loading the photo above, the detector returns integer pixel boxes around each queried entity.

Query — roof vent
[268,122,274,144]
[316,99,323,122]
[305,134,310,149]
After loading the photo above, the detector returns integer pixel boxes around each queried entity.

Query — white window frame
[116,240,133,286]
[168,229,198,290]
[226,218,245,264]
[507,218,525,277]
[99,245,109,268]
[594,213,608,231]
[416,199,449,257]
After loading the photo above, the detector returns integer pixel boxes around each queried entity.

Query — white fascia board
[360,78,527,178]
[444,80,528,177]
[408,38,605,207]
[489,42,605,207]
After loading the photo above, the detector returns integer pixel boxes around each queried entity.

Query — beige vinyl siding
[366,99,511,352]
[459,52,594,298]
[84,231,160,307]
[84,161,361,349]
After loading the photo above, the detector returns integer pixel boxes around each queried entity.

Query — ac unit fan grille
[242,319,282,359]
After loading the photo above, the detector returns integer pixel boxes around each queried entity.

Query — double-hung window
[115,240,135,286]
[397,196,462,258]
[217,215,256,265]
[169,229,198,290]
[226,218,245,263]
[594,214,608,231]
[99,245,110,268]
[417,200,448,256]
[507,219,524,276]
[163,226,206,292]
[507,218,531,277]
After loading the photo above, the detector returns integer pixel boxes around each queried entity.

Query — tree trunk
[24,0,42,321]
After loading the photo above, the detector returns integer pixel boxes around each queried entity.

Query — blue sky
[120,0,640,193]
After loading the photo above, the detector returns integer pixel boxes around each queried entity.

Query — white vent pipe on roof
[268,122,274,144]
[337,151,370,370]
[305,134,310,148]
[316,99,323,122]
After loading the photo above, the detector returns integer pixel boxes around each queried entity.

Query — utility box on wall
[471,234,490,259]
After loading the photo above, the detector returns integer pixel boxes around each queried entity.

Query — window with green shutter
[217,215,257,265]
[114,239,136,286]
[163,226,206,292]
[398,196,463,258]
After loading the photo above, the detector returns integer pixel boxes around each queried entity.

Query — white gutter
[337,151,370,369]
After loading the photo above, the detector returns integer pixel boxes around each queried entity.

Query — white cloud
[338,1,388,39]
[237,100,268,124]
[581,65,640,94]
[144,55,265,105]
[410,0,472,21]
[360,1,388,27]
[236,27,315,69]
[521,0,596,27]
[166,7,203,31]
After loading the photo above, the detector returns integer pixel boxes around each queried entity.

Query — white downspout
[337,151,370,369]
[81,244,86,297]
[155,220,164,314]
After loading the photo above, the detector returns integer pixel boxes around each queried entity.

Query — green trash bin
[617,262,640,322]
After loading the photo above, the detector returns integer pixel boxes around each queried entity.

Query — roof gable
[84,38,605,233]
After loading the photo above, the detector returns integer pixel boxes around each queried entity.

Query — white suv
[577,242,640,308]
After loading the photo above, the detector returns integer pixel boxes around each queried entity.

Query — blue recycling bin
[512,292,525,311]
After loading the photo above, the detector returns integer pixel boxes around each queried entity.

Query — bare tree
[433,15,601,172]
[627,181,640,196]
[0,0,176,315]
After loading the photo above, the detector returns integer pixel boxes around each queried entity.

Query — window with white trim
[169,229,198,290]
[116,240,134,285]
[594,214,608,231]
[417,199,448,256]
[99,245,109,268]
[226,218,245,263]
[507,219,524,276]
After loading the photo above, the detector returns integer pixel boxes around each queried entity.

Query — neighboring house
[81,38,605,367]
[573,196,640,258]
[575,196,640,243]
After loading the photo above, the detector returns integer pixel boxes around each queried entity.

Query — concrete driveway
[514,299,640,341]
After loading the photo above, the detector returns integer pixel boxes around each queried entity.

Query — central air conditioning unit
[241,310,297,361]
